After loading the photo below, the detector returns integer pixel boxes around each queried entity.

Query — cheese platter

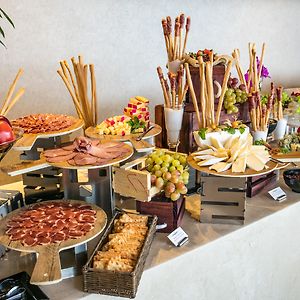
[0,199,107,285]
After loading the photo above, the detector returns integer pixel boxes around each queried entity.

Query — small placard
[268,187,287,202]
[167,227,189,247]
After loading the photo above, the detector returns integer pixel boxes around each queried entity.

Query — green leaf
[280,147,290,154]
[0,9,15,28]
[198,128,207,140]
[238,127,245,134]
[254,139,264,145]
[223,126,236,134]
[0,26,5,38]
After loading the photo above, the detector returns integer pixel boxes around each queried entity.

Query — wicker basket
[82,213,157,298]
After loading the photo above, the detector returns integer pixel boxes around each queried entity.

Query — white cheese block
[193,155,217,161]
[191,149,214,156]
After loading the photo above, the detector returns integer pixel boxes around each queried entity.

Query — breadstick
[185,63,202,128]
[216,60,233,125]
[3,88,25,116]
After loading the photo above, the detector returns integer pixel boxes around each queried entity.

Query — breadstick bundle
[0,69,25,116]
[57,55,98,128]
[156,65,188,109]
[184,50,233,129]
[161,13,190,62]
[248,82,274,131]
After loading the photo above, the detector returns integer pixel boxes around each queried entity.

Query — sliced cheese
[232,156,247,173]
[246,154,266,171]
[209,162,232,172]
[224,136,236,149]
[197,157,227,166]
[210,136,224,149]
[191,149,214,156]
[193,154,217,161]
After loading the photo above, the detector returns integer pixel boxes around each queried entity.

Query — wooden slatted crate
[199,173,246,225]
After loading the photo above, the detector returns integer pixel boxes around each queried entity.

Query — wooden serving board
[13,117,84,151]
[187,155,278,178]
[85,123,162,152]
[1,142,134,176]
[0,200,107,285]
[271,151,300,163]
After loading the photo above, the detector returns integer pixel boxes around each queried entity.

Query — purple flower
[244,57,270,85]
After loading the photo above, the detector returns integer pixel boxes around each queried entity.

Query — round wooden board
[85,123,162,141]
[13,117,84,151]
[0,200,107,285]
[187,155,278,178]
[42,142,134,170]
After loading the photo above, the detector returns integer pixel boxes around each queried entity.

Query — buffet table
[1,173,300,300]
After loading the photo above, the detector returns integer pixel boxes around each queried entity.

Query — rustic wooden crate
[246,171,277,198]
[136,195,185,233]
[199,173,246,225]
[113,149,187,202]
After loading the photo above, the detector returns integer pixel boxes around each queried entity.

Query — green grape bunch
[223,77,248,114]
[146,149,190,201]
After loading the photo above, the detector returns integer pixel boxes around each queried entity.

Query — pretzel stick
[185,63,202,128]
[3,88,25,116]
[1,69,24,115]
[257,42,266,83]
[216,60,233,125]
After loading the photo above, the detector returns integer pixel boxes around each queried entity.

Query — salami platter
[11,114,84,151]
[0,200,107,285]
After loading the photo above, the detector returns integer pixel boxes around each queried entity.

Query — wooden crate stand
[113,149,187,202]
[199,173,246,225]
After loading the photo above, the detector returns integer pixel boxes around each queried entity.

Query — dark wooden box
[246,171,277,198]
[136,195,185,233]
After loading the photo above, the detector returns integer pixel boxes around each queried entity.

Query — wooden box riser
[136,197,185,233]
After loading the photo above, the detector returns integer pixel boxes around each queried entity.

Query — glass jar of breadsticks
[157,66,187,151]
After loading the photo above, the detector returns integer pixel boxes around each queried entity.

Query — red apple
[0,116,14,145]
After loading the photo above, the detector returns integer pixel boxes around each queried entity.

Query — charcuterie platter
[12,115,84,151]
[0,200,107,285]
[85,123,161,152]
[1,138,134,176]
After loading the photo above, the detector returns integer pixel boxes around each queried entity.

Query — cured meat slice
[73,153,98,166]
[46,152,76,163]
[22,235,37,247]
[51,232,65,243]
[88,146,118,159]
[37,236,51,245]
[10,231,26,241]
[43,149,73,158]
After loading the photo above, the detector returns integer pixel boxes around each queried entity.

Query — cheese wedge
[246,154,266,171]
[224,136,236,149]
[135,96,150,104]
[210,136,224,149]
[191,149,214,156]
[232,156,247,173]
[197,157,227,166]
[193,155,217,161]
[209,162,232,172]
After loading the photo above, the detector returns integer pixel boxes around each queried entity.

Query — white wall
[0,0,299,120]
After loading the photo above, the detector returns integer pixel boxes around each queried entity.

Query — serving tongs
[0,278,26,300]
